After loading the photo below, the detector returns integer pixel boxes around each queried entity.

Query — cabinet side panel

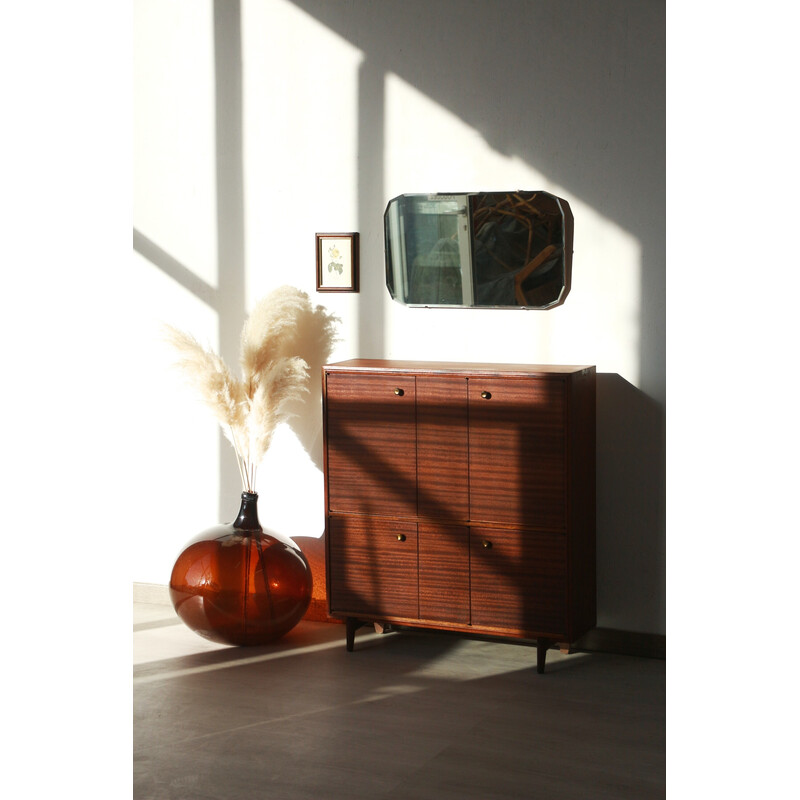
[325,372,417,517]
[417,376,469,520]
[328,516,419,618]
[470,528,567,637]
[468,378,565,529]
[567,368,597,639]
[419,523,470,624]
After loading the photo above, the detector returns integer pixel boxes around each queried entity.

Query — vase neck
[233,491,261,530]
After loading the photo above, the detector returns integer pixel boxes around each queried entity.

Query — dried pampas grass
[164,286,323,493]
[162,327,247,431]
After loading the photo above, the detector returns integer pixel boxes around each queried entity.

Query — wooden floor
[134,598,665,799]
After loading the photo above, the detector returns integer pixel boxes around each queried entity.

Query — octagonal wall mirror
[385,191,573,309]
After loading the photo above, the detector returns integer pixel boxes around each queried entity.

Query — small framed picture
[316,232,359,292]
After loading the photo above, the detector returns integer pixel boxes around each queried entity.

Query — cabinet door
[325,372,417,517]
[417,376,468,520]
[328,516,418,619]
[419,523,470,624]
[468,377,565,529]
[470,528,567,637]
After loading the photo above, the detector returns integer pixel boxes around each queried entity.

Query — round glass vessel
[169,492,312,645]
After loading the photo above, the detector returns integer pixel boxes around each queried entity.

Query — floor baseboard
[575,627,665,659]
[133,582,171,605]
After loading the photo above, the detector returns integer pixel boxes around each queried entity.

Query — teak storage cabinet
[322,359,596,673]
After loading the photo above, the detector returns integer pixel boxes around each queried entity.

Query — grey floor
[134,599,665,799]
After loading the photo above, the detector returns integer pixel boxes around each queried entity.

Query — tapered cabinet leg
[537,638,554,674]
[345,617,358,652]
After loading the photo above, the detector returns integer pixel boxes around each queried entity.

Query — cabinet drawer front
[325,373,417,517]
[468,378,565,529]
[328,516,419,619]
[470,528,567,636]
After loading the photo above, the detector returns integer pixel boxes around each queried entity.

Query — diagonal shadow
[133,228,218,306]
[133,617,184,633]
[325,384,585,663]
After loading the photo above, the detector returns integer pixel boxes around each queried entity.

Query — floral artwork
[316,233,359,292]
[327,244,344,275]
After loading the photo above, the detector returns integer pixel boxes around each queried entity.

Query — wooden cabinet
[323,359,596,672]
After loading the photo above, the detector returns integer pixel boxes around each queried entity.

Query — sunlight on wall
[555,187,641,383]
[132,1,647,587]
[133,0,217,289]
[125,252,221,584]
[131,0,365,581]
[256,424,324,538]
[384,73,489,192]
[242,0,363,305]
[132,0,223,584]
[383,72,641,384]
[240,0,364,538]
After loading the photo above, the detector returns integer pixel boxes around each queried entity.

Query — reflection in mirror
[385,191,572,309]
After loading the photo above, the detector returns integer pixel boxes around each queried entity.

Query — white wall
[131,0,665,634]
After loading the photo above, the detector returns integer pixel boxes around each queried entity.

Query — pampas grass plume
[162,326,246,433]
[240,286,309,386]
[164,286,318,492]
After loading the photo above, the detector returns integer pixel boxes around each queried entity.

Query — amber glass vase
[169,492,312,645]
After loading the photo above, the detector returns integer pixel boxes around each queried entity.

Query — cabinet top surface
[324,359,595,376]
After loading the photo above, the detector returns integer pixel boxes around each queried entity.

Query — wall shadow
[596,373,665,632]
[289,0,665,635]
[279,301,340,622]
[281,301,341,470]
[212,0,247,521]
[289,0,665,399]
[133,229,218,308]
[356,55,387,357]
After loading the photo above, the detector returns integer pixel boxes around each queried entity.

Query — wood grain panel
[325,372,417,517]
[416,376,468,521]
[419,523,470,624]
[468,377,565,529]
[328,516,418,618]
[470,528,567,636]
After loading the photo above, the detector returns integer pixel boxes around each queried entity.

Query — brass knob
[397,533,406,542]
[482,540,492,549]
[394,387,404,396]
[481,391,491,399]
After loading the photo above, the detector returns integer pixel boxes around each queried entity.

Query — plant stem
[230,426,250,492]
